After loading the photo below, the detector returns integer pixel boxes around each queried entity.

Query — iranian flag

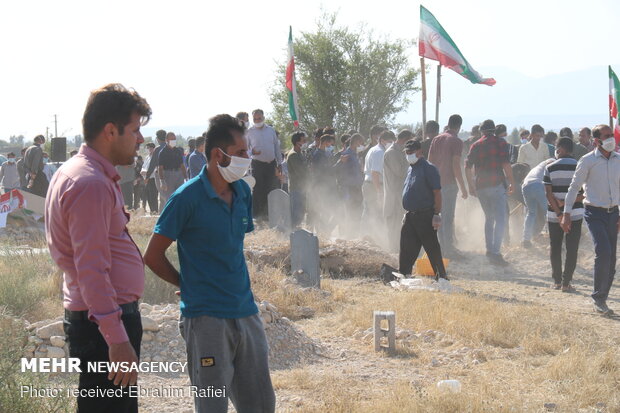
[610,65,620,143]
[286,26,300,128]
[419,5,495,86]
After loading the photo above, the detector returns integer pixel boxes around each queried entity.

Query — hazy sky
[1,0,618,140]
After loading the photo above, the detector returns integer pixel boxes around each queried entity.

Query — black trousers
[144,178,158,213]
[120,181,133,209]
[251,159,277,219]
[549,220,582,286]
[63,312,142,413]
[27,172,49,197]
[399,210,446,277]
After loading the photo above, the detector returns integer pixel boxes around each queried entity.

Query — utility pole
[54,115,58,138]
[46,127,49,140]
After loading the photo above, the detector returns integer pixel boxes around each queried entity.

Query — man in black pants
[142,142,159,213]
[398,140,448,280]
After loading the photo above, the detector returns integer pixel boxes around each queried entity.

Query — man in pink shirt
[45,83,151,413]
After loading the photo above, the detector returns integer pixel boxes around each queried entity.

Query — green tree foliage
[269,13,419,140]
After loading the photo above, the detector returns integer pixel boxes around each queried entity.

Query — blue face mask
[325,146,334,154]
[43,157,49,164]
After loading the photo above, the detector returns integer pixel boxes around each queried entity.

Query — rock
[298,307,315,318]
[34,351,47,358]
[23,344,36,353]
[141,316,159,332]
[28,336,43,345]
[140,303,152,315]
[437,380,462,393]
[47,346,65,358]
[543,403,557,411]
[431,358,440,367]
[36,321,64,339]
[36,344,48,353]
[261,312,273,324]
[153,355,163,362]
[50,336,65,347]
[142,332,153,342]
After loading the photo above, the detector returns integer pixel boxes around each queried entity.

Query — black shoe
[488,253,509,267]
[435,275,450,282]
[593,300,614,315]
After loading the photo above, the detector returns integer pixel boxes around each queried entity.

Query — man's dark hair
[580,127,592,137]
[156,130,166,141]
[188,138,196,151]
[69,150,78,156]
[347,129,358,136]
[480,119,496,133]
[145,142,155,149]
[314,128,324,139]
[235,112,249,121]
[544,131,558,145]
[448,114,463,130]
[82,83,151,143]
[370,125,385,137]
[519,129,530,138]
[379,130,396,142]
[21,148,26,155]
[204,114,246,161]
[531,124,545,135]
[397,129,414,141]
[495,124,507,136]
[7,152,15,157]
[252,109,264,116]
[323,127,336,136]
[320,134,336,145]
[592,124,609,140]
[559,127,574,139]
[34,135,45,144]
[424,120,440,137]
[556,137,574,154]
[291,132,306,146]
[195,136,206,147]
[350,133,365,146]
[340,134,351,146]
[405,139,422,152]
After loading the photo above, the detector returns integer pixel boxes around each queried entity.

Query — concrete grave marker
[268,189,292,233]
[290,229,320,288]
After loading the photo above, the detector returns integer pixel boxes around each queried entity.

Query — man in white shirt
[247,109,281,221]
[562,125,620,315]
[518,124,549,169]
[362,130,395,241]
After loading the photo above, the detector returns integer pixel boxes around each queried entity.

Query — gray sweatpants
[179,313,275,413]
[161,169,185,206]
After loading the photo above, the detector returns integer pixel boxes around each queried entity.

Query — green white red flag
[609,65,620,142]
[286,26,300,128]
[419,5,495,86]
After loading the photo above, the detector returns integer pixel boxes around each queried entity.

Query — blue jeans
[585,206,619,303]
[438,183,458,251]
[290,190,306,228]
[522,182,547,242]
[477,184,508,255]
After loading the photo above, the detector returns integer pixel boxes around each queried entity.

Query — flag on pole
[286,26,300,128]
[610,65,620,142]
[419,5,495,86]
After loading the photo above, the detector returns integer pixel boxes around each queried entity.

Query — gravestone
[290,229,320,288]
[268,189,292,233]
[373,311,396,354]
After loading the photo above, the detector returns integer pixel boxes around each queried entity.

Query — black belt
[408,207,435,214]
[586,205,619,213]
[64,301,139,321]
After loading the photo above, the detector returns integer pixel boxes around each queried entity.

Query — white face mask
[254,122,264,128]
[520,139,528,145]
[217,149,252,183]
[168,140,177,148]
[356,146,365,154]
[7,158,15,163]
[601,137,616,152]
[406,153,419,165]
[325,146,334,154]
[244,121,250,129]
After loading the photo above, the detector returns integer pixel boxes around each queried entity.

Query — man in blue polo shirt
[399,139,448,280]
[144,114,275,413]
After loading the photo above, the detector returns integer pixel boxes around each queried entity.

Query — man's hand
[108,341,138,387]
[469,187,477,198]
[252,149,262,156]
[341,154,350,163]
[160,182,167,192]
[460,188,468,199]
[560,213,572,234]
[432,214,442,230]
[506,183,514,196]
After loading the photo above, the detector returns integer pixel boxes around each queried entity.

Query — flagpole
[435,64,441,123]
[420,57,427,128]
[610,66,614,129]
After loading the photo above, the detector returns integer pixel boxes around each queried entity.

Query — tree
[269,13,419,140]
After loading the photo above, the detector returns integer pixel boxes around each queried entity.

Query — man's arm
[180,161,187,181]
[502,162,515,195]
[517,145,526,164]
[145,148,160,179]
[144,233,180,287]
[465,166,476,197]
[452,155,468,199]
[545,184,563,217]
[433,189,442,214]
[562,158,589,233]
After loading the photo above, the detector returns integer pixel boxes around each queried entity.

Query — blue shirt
[402,158,441,212]
[188,151,207,179]
[337,148,364,187]
[154,170,257,319]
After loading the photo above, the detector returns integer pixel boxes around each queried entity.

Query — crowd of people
[5,80,616,413]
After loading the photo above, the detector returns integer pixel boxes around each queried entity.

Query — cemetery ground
[1,214,620,412]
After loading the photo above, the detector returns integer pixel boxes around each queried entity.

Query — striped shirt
[544,157,583,222]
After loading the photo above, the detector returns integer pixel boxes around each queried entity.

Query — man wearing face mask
[158,132,187,205]
[562,125,620,315]
[0,152,20,193]
[383,129,414,252]
[334,133,365,236]
[23,134,49,197]
[573,127,594,161]
[144,114,275,413]
[399,139,448,280]
[518,124,549,169]
[362,130,395,240]
[310,134,337,234]
[287,131,308,228]
[247,109,282,221]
